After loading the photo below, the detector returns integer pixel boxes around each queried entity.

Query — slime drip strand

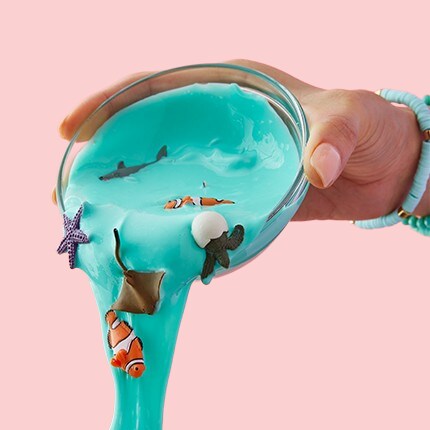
[64,83,300,429]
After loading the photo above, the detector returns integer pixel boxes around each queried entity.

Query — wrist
[352,88,429,234]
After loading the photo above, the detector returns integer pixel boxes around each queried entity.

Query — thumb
[304,115,359,189]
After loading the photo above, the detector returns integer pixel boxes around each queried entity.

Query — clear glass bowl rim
[57,62,309,221]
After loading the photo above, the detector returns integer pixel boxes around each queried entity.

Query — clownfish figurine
[105,310,146,378]
[164,196,234,210]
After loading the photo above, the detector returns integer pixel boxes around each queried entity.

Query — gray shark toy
[99,145,167,181]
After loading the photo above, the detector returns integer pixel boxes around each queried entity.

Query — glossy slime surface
[63,83,300,429]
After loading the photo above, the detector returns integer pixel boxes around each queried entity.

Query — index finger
[59,71,152,141]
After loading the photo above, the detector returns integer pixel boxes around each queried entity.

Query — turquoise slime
[63,83,300,429]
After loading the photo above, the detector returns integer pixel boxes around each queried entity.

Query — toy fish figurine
[105,310,145,378]
[99,145,167,181]
[112,229,165,315]
[191,212,245,279]
[164,196,234,210]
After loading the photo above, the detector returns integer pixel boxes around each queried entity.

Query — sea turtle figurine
[191,211,245,279]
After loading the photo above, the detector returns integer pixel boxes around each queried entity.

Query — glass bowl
[57,63,309,271]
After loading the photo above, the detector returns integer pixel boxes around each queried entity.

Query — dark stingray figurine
[201,225,245,279]
[111,228,165,315]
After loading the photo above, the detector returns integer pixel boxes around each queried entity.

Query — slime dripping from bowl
[60,82,301,429]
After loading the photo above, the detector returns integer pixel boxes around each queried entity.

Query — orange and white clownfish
[164,196,234,210]
[105,310,145,378]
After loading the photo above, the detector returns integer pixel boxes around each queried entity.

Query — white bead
[191,212,228,248]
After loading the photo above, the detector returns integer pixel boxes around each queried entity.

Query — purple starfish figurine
[57,205,89,269]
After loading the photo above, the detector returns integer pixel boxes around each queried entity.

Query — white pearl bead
[191,212,228,248]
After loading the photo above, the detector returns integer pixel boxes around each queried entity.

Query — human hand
[57,59,429,221]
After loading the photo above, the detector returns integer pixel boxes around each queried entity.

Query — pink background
[2,1,429,429]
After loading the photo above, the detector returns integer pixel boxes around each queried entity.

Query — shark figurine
[99,145,167,181]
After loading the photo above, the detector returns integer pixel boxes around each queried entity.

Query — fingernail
[310,143,342,187]
[58,115,69,137]
[52,188,58,205]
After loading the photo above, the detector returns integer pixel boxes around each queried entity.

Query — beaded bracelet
[354,90,430,236]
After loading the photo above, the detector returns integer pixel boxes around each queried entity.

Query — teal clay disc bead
[402,215,430,236]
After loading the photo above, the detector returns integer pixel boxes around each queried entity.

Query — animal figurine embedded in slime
[105,310,146,378]
[57,204,90,269]
[164,196,234,209]
[112,229,165,315]
[191,211,245,279]
[99,145,167,181]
